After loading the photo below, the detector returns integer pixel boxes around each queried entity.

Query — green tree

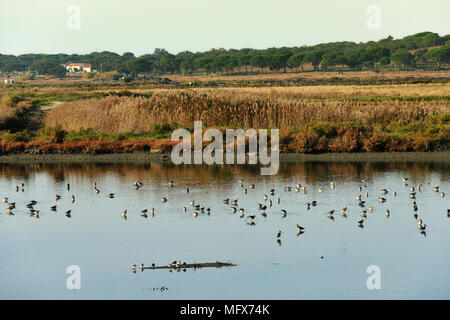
[345,50,368,70]
[365,46,390,69]
[122,52,135,60]
[1,62,28,72]
[214,55,231,74]
[379,57,391,66]
[34,61,67,77]
[226,56,238,74]
[128,57,153,75]
[287,53,305,72]
[194,57,215,73]
[305,51,324,71]
[426,46,450,68]
[419,33,441,47]
[249,55,267,72]
[237,54,253,73]
[157,53,178,74]
[321,53,347,71]
[391,50,415,68]
[413,48,428,65]
[176,51,196,74]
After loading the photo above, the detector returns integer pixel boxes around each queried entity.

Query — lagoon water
[0,160,449,299]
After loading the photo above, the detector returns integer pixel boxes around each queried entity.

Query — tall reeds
[45,91,449,136]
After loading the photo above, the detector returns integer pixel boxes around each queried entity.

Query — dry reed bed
[0,103,16,124]
[167,70,450,82]
[197,84,450,99]
[45,91,450,135]
[28,83,450,100]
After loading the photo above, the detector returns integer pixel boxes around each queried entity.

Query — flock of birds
[2,176,448,245]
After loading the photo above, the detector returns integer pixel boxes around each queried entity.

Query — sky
[0,0,449,56]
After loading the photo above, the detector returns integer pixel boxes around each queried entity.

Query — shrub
[304,121,338,138]
[291,131,322,153]
[22,72,35,80]
[3,93,26,107]
[122,76,133,83]
[363,133,387,152]
[329,128,361,152]
[12,130,32,142]
[116,133,127,140]
[82,72,95,79]
[43,125,68,143]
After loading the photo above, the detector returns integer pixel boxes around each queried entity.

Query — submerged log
[140,261,236,271]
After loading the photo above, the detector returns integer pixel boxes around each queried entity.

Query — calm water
[0,161,449,299]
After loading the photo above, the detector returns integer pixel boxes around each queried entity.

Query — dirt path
[40,101,64,111]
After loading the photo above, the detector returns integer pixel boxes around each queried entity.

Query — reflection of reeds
[1,160,448,187]
[45,91,449,135]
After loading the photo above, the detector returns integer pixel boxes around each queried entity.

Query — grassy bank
[0,79,449,155]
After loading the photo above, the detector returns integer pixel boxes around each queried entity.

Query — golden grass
[0,102,16,125]
[175,83,450,100]
[45,90,450,135]
[79,83,450,100]
[26,82,448,103]
[166,70,450,82]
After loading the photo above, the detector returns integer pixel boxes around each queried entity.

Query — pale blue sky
[0,0,449,56]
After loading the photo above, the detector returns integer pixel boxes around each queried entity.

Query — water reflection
[0,160,449,299]
[1,160,449,185]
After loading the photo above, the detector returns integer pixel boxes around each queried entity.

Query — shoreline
[0,151,449,164]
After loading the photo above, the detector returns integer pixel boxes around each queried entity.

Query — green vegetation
[1,32,449,78]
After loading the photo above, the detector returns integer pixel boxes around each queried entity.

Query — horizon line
[1,30,447,57]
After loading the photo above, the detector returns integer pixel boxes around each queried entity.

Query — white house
[65,63,92,73]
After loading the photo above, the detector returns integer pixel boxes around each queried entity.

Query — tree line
[1,31,449,77]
